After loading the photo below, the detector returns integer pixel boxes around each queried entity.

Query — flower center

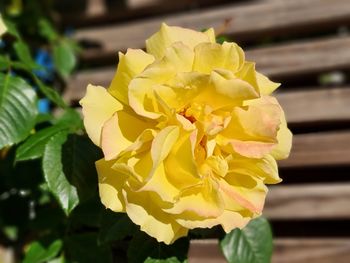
[178,106,197,124]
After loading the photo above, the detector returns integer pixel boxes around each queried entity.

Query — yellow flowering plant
[80,23,292,260]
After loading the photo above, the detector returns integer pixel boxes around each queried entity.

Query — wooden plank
[64,0,235,28]
[74,0,350,59]
[86,0,106,16]
[247,37,350,79]
[277,87,350,125]
[273,239,350,263]
[266,183,350,219]
[188,239,350,263]
[280,131,350,168]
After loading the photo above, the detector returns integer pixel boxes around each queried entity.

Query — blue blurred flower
[34,49,54,81]
[37,98,50,113]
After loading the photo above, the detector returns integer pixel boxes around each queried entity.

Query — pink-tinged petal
[219,174,267,214]
[217,135,275,158]
[228,154,281,184]
[108,49,154,105]
[79,85,122,146]
[217,96,282,157]
[235,99,281,141]
[96,158,127,212]
[246,96,292,160]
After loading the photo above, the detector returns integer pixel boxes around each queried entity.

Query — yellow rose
[80,23,292,244]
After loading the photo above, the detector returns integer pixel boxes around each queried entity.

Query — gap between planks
[74,0,350,59]
[188,238,350,263]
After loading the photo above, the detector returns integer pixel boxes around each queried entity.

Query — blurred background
[1,0,350,262]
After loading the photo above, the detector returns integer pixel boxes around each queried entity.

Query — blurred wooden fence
[62,0,350,262]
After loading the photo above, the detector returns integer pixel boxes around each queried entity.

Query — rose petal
[200,70,259,108]
[193,42,245,73]
[175,210,250,232]
[219,175,267,214]
[141,42,194,83]
[101,109,152,160]
[256,71,280,95]
[271,119,293,160]
[164,131,200,190]
[228,154,281,184]
[146,23,213,59]
[108,49,154,105]
[80,85,122,146]
[165,177,224,218]
[123,189,188,244]
[96,158,127,212]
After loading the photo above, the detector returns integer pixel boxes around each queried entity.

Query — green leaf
[53,40,77,79]
[16,125,69,161]
[36,80,67,109]
[55,109,83,132]
[2,19,20,39]
[7,60,67,108]
[0,73,37,149]
[220,217,273,263]
[65,233,112,263]
[36,113,53,124]
[127,232,189,263]
[13,41,37,69]
[216,35,229,44]
[38,19,59,42]
[0,56,10,71]
[42,131,79,215]
[23,239,62,263]
[98,211,137,244]
[16,109,82,162]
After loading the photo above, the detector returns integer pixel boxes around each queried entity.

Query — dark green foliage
[127,232,189,263]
